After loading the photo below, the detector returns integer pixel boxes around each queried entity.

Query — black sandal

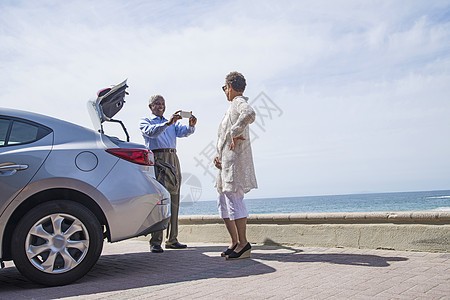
[221,243,238,257]
[226,243,251,260]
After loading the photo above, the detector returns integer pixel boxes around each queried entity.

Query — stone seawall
[178,211,450,252]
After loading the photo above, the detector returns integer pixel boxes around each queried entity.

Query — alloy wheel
[25,213,89,274]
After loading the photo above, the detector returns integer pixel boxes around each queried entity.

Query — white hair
[149,94,164,105]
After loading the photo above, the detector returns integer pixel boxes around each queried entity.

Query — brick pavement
[0,240,449,299]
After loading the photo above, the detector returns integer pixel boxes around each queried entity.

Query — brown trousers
[150,151,182,246]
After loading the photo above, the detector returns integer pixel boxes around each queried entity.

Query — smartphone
[180,111,192,118]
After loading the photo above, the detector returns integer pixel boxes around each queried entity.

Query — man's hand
[213,157,222,169]
[166,110,182,126]
[189,113,197,127]
[230,136,245,150]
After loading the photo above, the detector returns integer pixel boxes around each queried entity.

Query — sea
[179,190,450,215]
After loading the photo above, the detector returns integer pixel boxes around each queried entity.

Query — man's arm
[139,118,168,138]
[174,122,195,138]
[174,114,197,138]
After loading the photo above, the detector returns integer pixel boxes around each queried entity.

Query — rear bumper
[137,216,170,236]
[109,198,170,243]
[96,159,171,242]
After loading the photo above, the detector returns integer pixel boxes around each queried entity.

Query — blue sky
[1,0,449,202]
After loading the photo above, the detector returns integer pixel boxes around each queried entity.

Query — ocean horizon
[179,189,450,215]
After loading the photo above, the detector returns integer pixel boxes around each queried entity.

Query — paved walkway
[0,240,449,299]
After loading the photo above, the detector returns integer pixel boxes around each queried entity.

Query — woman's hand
[229,136,245,150]
[213,157,222,169]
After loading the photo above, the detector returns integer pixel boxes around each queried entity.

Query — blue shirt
[139,115,195,150]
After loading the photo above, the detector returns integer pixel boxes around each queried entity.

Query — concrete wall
[178,212,450,252]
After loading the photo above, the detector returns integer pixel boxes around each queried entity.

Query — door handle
[0,164,29,171]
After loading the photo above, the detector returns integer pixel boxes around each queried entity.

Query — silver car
[0,80,170,286]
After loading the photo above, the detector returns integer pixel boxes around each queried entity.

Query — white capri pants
[217,187,248,221]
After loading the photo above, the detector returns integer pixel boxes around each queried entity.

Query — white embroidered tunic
[215,96,258,193]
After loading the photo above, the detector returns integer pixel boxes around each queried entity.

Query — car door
[0,117,53,214]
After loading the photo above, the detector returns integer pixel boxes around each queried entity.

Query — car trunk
[87,80,130,141]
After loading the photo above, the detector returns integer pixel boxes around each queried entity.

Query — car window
[9,121,40,145]
[0,117,52,147]
[0,118,10,146]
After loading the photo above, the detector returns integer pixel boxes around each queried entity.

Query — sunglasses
[222,85,228,92]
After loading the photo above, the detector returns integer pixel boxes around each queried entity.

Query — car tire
[11,200,104,286]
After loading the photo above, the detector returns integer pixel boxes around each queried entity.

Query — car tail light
[157,199,169,205]
[105,148,154,166]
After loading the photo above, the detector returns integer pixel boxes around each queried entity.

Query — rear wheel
[12,200,103,286]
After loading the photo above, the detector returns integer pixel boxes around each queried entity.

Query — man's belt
[152,148,177,153]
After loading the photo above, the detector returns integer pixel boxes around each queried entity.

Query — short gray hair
[149,94,164,105]
[225,72,246,92]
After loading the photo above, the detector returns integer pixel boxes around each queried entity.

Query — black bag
[154,159,179,194]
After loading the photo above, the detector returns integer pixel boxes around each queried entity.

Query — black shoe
[165,242,187,249]
[221,243,238,257]
[226,243,251,260]
[151,245,164,253]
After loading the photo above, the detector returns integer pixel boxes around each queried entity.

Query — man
[214,72,257,260]
[140,94,197,253]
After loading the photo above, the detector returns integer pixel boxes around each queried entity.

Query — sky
[1,0,449,202]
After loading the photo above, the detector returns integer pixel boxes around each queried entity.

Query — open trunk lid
[87,79,130,141]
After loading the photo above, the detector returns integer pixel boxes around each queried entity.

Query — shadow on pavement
[0,243,408,298]
[254,239,408,267]
[0,245,275,299]
[253,250,408,267]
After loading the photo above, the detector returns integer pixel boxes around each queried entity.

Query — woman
[213,71,258,260]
